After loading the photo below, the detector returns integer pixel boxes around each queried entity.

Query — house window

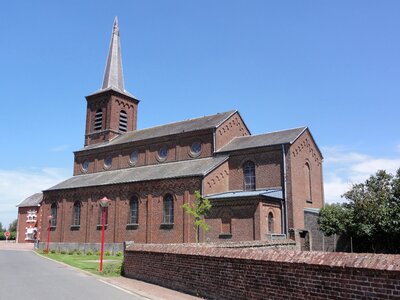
[163,194,174,224]
[94,109,103,131]
[50,203,57,227]
[72,201,81,226]
[268,212,274,233]
[243,160,256,191]
[129,196,139,224]
[304,162,312,203]
[119,110,128,132]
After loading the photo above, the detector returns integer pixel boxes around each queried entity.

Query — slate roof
[46,156,229,191]
[207,188,283,200]
[217,127,307,153]
[82,110,237,151]
[16,193,43,207]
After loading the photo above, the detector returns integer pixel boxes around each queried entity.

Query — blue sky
[1,1,400,227]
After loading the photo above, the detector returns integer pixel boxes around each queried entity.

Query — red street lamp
[99,197,110,272]
[46,215,53,255]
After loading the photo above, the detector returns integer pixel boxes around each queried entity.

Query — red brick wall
[203,160,229,195]
[41,177,201,244]
[228,147,282,191]
[215,112,250,151]
[74,130,214,175]
[124,244,400,300]
[287,129,324,229]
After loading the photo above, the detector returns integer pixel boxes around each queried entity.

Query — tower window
[119,110,128,132]
[243,160,256,191]
[94,109,103,131]
[163,194,174,224]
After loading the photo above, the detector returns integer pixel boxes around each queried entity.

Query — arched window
[50,203,57,227]
[94,109,103,131]
[119,110,128,132]
[163,194,174,224]
[99,205,108,225]
[243,160,256,191]
[268,212,274,233]
[129,196,139,224]
[304,162,312,203]
[72,201,81,226]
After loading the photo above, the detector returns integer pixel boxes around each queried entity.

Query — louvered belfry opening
[119,110,128,132]
[94,109,103,131]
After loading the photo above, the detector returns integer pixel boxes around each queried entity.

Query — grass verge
[37,251,123,277]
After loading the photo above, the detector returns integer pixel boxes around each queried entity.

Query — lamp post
[46,215,53,255]
[99,197,110,272]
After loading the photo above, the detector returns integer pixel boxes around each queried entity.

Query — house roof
[46,155,229,191]
[16,193,43,207]
[207,188,283,200]
[217,127,307,153]
[81,110,237,151]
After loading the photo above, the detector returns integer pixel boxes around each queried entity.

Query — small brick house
[16,193,43,243]
[38,18,324,249]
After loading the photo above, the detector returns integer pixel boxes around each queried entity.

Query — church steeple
[84,17,139,147]
[102,17,125,92]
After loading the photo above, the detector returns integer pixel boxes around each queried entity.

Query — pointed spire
[101,17,125,92]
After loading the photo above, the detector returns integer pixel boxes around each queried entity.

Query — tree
[181,191,212,243]
[318,169,400,253]
[0,222,4,232]
[8,219,17,232]
[317,203,349,236]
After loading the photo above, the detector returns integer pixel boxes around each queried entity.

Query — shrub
[102,263,122,276]
[95,250,101,256]
[68,250,75,255]
[60,250,67,255]
[104,250,111,256]
[86,249,94,256]
[75,250,82,255]
[115,251,123,257]
[50,249,56,254]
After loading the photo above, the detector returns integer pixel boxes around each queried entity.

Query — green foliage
[102,263,122,276]
[86,249,94,256]
[318,204,350,236]
[181,190,212,242]
[104,250,111,256]
[8,219,17,232]
[318,168,400,253]
[95,250,101,256]
[60,250,67,254]
[115,251,123,257]
[68,250,75,255]
[50,249,56,254]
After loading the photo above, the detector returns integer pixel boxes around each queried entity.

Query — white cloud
[322,146,400,205]
[0,168,69,228]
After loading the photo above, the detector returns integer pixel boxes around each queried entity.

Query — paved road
[0,250,145,300]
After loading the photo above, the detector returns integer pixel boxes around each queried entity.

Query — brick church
[25,18,324,249]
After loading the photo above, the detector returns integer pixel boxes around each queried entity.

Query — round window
[158,146,168,161]
[129,150,138,166]
[104,156,112,169]
[82,160,89,173]
[190,142,202,157]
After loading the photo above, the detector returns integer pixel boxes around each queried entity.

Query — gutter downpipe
[282,144,289,237]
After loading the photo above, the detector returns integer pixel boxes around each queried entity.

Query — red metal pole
[46,220,51,255]
[100,206,106,272]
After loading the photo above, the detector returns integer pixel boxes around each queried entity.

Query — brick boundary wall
[124,244,400,300]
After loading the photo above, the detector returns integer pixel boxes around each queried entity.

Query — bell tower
[84,17,139,147]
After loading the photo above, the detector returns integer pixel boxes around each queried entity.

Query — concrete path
[0,250,144,300]
[0,243,202,300]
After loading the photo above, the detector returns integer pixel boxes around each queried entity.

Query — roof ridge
[239,126,307,138]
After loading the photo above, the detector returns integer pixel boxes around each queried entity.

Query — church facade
[39,18,324,249]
